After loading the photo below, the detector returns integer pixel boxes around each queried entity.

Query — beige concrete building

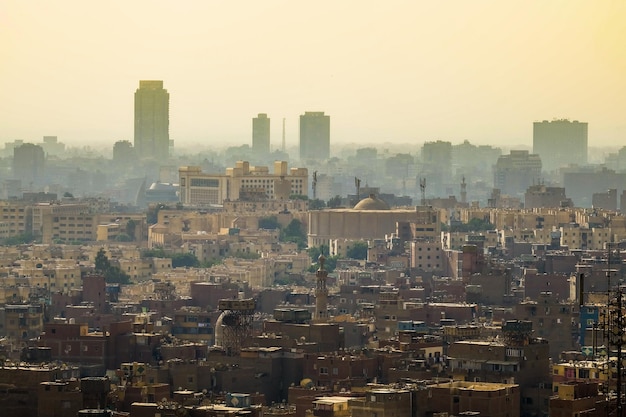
[31,203,94,243]
[441,230,499,250]
[349,388,411,417]
[31,203,147,244]
[2,304,44,340]
[417,380,520,417]
[560,223,611,250]
[0,200,31,237]
[525,184,572,209]
[118,257,172,281]
[10,258,81,294]
[308,197,440,248]
[410,239,443,271]
[179,161,308,206]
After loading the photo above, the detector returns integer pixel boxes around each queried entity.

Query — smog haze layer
[1,1,625,149]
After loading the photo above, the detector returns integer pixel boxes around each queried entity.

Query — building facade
[252,113,270,154]
[299,112,330,161]
[179,161,308,206]
[308,201,440,248]
[134,80,170,160]
[533,119,588,172]
[421,140,452,196]
[13,143,45,187]
[494,150,542,197]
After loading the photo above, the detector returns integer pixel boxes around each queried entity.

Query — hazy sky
[2,1,625,150]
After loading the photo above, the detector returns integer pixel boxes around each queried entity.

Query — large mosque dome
[353,194,390,210]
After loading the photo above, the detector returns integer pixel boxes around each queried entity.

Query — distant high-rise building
[134,80,169,160]
[533,119,588,172]
[252,113,270,154]
[13,143,45,187]
[494,150,542,197]
[421,140,452,196]
[113,140,135,168]
[41,136,65,157]
[299,111,330,160]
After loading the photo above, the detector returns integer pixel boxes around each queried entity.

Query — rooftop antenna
[420,178,426,206]
[355,177,361,202]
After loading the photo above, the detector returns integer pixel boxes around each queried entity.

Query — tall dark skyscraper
[299,111,330,161]
[252,113,270,154]
[13,143,45,187]
[134,80,170,160]
[533,119,588,172]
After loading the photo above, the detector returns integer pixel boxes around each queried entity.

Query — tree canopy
[309,198,326,210]
[327,195,342,208]
[307,245,338,273]
[258,216,281,230]
[280,219,306,250]
[346,241,368,260]
[448,217,495,232]
[94,248,130,284]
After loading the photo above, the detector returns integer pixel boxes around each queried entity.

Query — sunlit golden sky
[1,1,625,149]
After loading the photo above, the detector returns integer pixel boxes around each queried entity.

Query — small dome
[353,194,390,210]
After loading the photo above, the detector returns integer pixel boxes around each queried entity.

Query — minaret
[314,254,329,322]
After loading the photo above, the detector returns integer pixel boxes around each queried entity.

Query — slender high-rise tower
[252,113,270,154]
[134,80,170,160]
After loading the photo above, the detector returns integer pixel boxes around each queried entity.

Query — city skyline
[1,1,625,149]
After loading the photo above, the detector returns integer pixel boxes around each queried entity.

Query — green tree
[200,258,222,268]
[105,266,131,284]
[289,194,308,200]
[94,248,130,284]
[171,252,200,268]
[309,198,326,210]
[346,241,368,260]
[280,219,306,250]
[327,195,342,208]
[125,219,137,240]
[258,216,281,230]
[115,233,133,242]
[146,203,169,225]
[3,232,35,246]
[95,248,110,273]
[307,253,339,273]
[307,245,329,263]
[283,219,304,238]
[449,218,495,232]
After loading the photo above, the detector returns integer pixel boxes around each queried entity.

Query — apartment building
[0,200,31,237]
[179,161,308,206]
